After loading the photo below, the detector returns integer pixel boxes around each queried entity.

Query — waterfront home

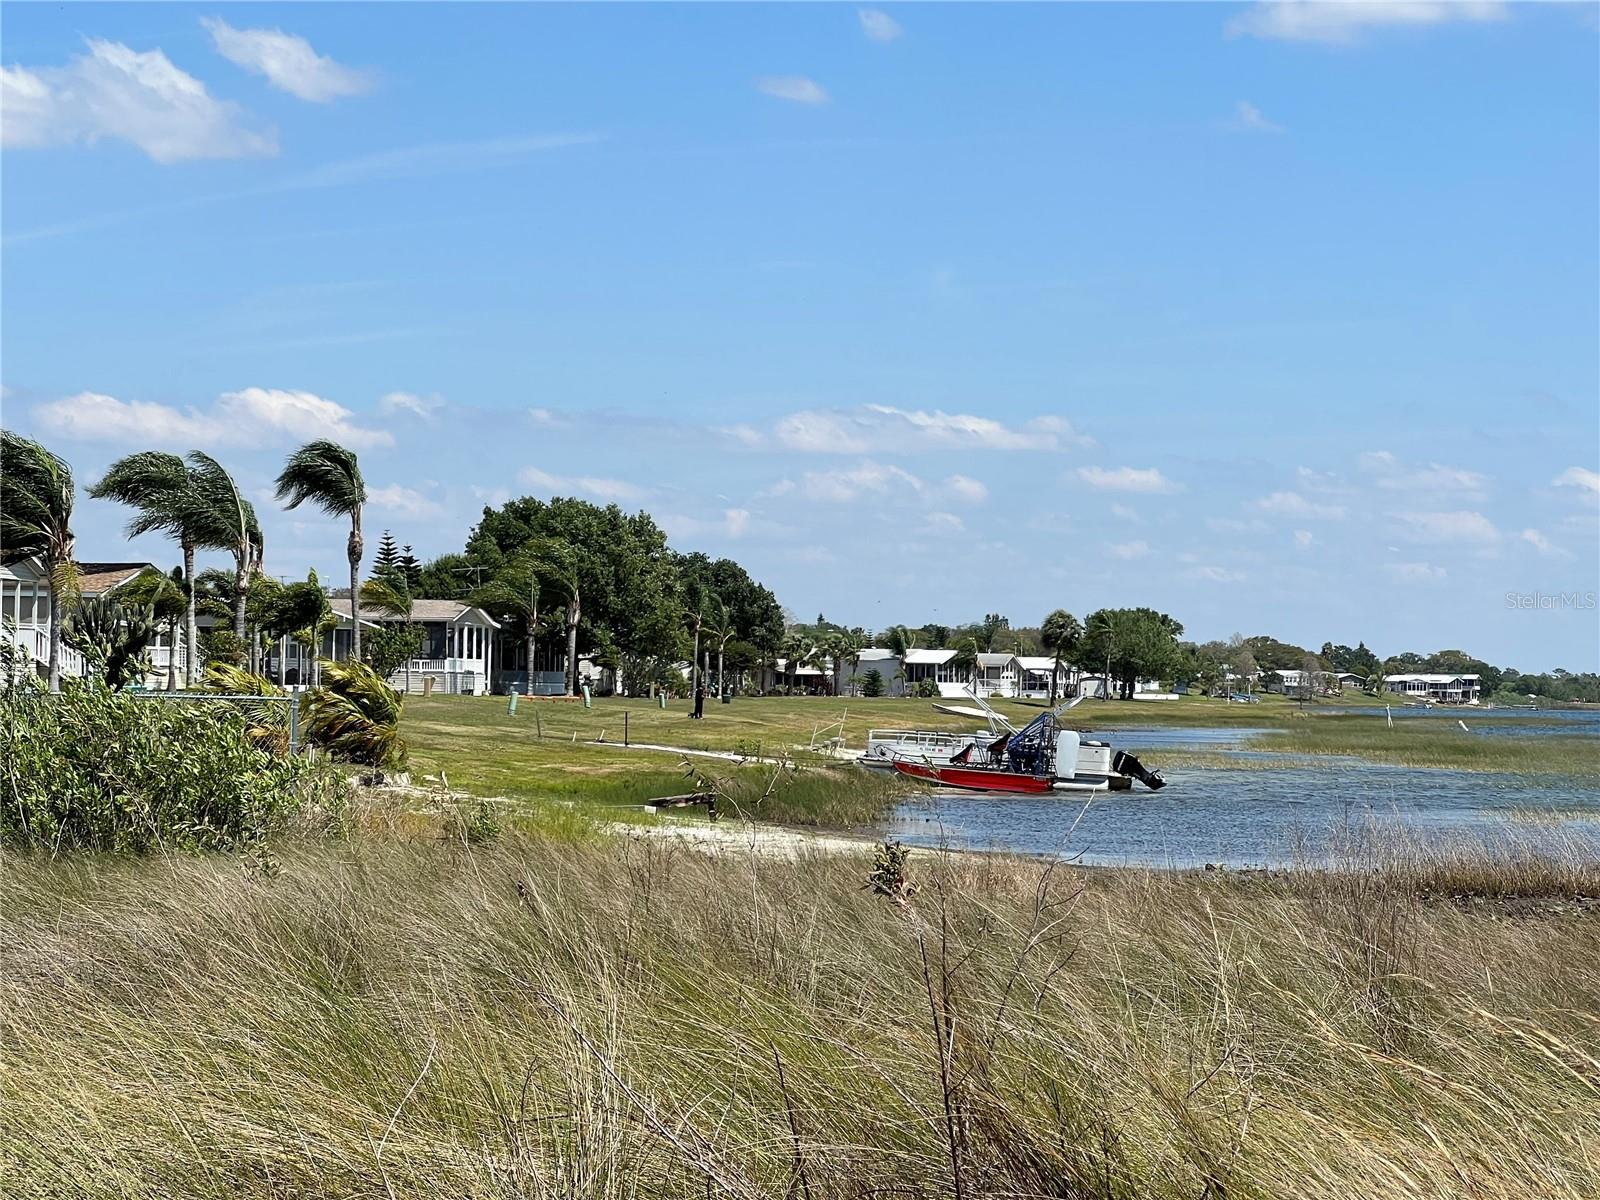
[2,557,178,683]
[972,652,1020,698]
[299,598,502,695]
[1383,672,1481,704]
[843,647,905,696]
[1016,655,1075,699]
[903,648,969,697]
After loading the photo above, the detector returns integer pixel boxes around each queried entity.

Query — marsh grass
[4,810,1597,1199]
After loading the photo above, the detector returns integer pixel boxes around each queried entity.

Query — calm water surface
[882,711,1600,866]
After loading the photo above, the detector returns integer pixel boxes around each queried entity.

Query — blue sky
[3,2,1596,669]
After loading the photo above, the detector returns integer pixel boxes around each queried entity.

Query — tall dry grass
[3,819,1597,1199]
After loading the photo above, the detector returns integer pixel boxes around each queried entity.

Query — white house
[972,652,1020,699]
[903,648,969,697]
[843,647,904,696]
[1015,655,1074,700]
[1383,673,1481,705]
[322,598,502,696]
[2,557,178,684]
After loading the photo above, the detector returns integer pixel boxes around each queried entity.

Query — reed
[4,815,1596,1199]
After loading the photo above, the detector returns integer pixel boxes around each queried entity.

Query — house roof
[976,652,1016,668]
[1384,673,1479,683]
[904,648,956,664]
[327,598,500,628]
[855,648,899,662]
[1015,656,1059,671]
[75,562,157,596]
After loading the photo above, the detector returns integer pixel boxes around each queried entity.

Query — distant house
[903,648,967,697]
[1015,655,1075,700]
[1331,671,1366,692]
[1383,673,1481,704]
[973,652,1020,698]
[843,647,904,696]
[1,557,178,684]
[273,598,503,695]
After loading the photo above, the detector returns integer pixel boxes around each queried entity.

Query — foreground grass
[4,818,1597,1199]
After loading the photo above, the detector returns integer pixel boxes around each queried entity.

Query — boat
[862,690,1166,794]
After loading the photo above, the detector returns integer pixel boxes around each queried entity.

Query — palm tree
[948,635,981,693]
[88,452,222,686]
[119,567,187,691]
[470,549,546,692]
[275,441,367,662]
[188,452,261,646]
[1,432,78,692]
[704,595,738,698]
[1039,608,1083,706]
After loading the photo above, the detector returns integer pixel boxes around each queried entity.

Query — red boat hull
[892,760,1053,794]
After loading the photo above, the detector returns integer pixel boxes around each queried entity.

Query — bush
[0,682,343,854]
[914,678,939,699]
[303,659,407,769]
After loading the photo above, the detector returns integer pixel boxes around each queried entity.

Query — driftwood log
[643,792,719,820]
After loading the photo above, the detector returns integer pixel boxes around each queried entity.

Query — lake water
[882,712,1600,866]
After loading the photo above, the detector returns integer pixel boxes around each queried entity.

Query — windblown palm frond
[303,659,406,768]
[360,578,413,620]
[202,662,290,752]
[1,431,75,569]
[87,452,191,539]
[274,441,365,516]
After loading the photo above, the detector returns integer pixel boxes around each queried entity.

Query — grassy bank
[4,818,1597,1199]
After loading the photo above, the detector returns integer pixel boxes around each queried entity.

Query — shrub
[303,659,407,769]
[914,678,939,699]
[0,682,343,854]
[860,667,885,697]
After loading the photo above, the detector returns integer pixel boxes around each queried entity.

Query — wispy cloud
[1184,565,1246,583]
[795,461,924,503]
[519,465,645,502]
[202,17,373,102]
[758,406,1086,454]
[1227,2,1507,45]
[1518,528,1570,559]
[1,40,276,163]
[1077,466,1181,494]
[755,76,830,105]
[1393,510,1500,544]
[35,388,391,448]
[1252,491,1346,519]
[1386,561,1447,583]
[1107,539,1151,561]
[1552,465,1600,496]
[1224,100,1285,133]
[379,391,444,420]
[5,133,597,245]
[1359,450,1487,494]
[858,9,905,42]
[368,483,444,519]
[944,474,988,503]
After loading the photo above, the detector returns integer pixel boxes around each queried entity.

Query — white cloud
[755,76,830,105]
[1518,528,1570,559]
[1227,2,1507,44]
[858,9,905,42]
[1208,516,1269,534]
[1226,100,1285,133]
[202,18,372,102]
[379,391,443,420]
[798,461,923,502]
[368,483,443,519]
[1552,466,1600,496]
[519,465,645,502]
[1107,539,1151,561]
[723,508,751,538]
[1110,503,1140,522]
[1359,450,1487,493]
[1,40,277,163]
[527,407,571,429]
[1295,465,1344,493]
[1394,510,1500,544]
[34,387,391,448]
[925,512,965,533]
[1293,529,1315,548]
[716,424,765,448]
[776,411,868,453]
[1253,491,1346,519]
[1184,565,1246,583]
[1386,561,1448,583]
[1077,466,1180,494]
[944,474,988,502]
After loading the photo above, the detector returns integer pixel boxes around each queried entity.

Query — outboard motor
[1113,750,1166,791]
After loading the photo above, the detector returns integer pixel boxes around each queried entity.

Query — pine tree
[372,530,402,587]
[398,544,423,590]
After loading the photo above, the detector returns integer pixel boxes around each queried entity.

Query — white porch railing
[6,622,87,679]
